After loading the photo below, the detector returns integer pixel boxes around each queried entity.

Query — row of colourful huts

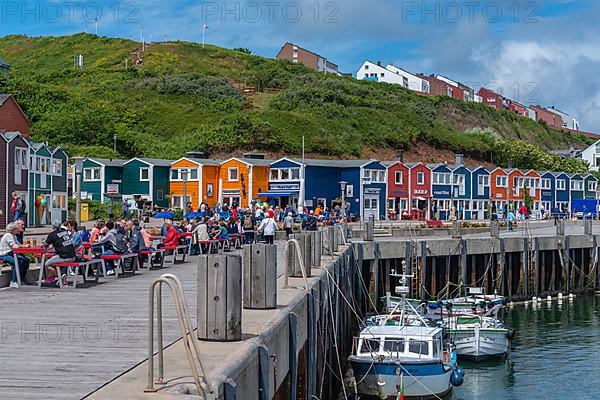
[0,131,69,228]
[79,153,599,220]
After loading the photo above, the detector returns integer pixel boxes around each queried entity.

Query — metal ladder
[146,273,213,398]
[409,241,420,298]
[525,220,536,297]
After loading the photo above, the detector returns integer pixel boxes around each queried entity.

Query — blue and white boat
[349,264,464,399]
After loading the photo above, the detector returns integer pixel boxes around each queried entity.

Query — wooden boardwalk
[0,259,200,400]
[0,242,288,400]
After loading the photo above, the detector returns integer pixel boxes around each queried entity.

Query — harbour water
[452,295,600,400]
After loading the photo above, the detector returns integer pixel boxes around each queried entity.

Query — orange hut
[169,158,220,209]
[218,158,271,208]
[490,167,509,211]
[507,168,525,203]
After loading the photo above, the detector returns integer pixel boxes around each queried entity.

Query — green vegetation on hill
[0,33,592,172]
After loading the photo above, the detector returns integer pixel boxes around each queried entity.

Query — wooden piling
[288,234,311,278]
[243,244,277,310]
[198,254,242,341]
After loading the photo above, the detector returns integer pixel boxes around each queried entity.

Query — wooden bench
[162,245,188,264]
[426,220,444,228]
[38,259,105,289]
[100,253,139,278]
[198,240,219,255]
[139,248,166,269]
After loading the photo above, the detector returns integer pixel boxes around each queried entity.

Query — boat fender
[455,367,465,378]
[450,369,464,387]
[507,328,516,341]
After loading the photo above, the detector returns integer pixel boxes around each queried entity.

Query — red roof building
[0,94,30,137]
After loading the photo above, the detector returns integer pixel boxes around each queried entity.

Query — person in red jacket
[161,220,179,248]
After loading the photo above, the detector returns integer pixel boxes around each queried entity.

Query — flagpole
[202,25,205,48]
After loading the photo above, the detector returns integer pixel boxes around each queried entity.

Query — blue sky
[1,0,600,132]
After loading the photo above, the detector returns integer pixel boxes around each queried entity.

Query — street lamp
[339,181,348,219]
[73,157,84,225]
[181,169,189,211]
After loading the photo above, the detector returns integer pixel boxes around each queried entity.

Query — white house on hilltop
[356,61,430,93]
[580,140,600,171]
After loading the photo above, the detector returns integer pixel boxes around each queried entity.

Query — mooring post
[365,217,374,241]
[556,219,565,236]
[243,244,277,310]
[310,230,322,267]
[585,219,593,236]
[198,254,242,341]
[452,220,462,239]
[287,234,311,278]
[490,220,500,238]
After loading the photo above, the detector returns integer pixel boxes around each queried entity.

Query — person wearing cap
[0,222,29,288]
[43,220,77,283]
[283,212,294,238]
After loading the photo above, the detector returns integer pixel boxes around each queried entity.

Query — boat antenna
[384,261,428,326]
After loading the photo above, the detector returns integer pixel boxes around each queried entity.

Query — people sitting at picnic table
[15,219,25,244]
[66,220,83,251]
[226,217,239,234]
[97,220,129,275]
[216,221,230,241]
[0,222,29,288]
[159,219,179,249]
[127,219,152,268]
[43,220,77,284]
[90,220,105,250]
[188,219,208,255]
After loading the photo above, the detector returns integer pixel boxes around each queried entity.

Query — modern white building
[356,61,430,93]
[580,140,600,171]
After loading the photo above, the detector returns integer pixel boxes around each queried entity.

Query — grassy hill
[0,33,592,172]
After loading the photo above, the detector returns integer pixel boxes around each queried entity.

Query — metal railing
[146,273,213,397]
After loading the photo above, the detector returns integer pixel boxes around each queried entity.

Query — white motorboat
[445,314,511,360]
[350,263,464,399]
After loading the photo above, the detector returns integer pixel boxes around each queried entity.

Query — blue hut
[470,167,490,220]
[338,160,387,220]
[539,171,555,212]
[552,172,570,213]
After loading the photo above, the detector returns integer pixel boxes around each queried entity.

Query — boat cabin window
[432,339,440,358]
[408,339,429,356]
[384,338,405,354]
[360,339,381,354]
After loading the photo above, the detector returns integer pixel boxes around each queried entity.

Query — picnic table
[12,247,48,287]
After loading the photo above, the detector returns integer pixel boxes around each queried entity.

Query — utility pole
[182,170,189,212]
[113,134,117,153]
[74,158,83,225]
